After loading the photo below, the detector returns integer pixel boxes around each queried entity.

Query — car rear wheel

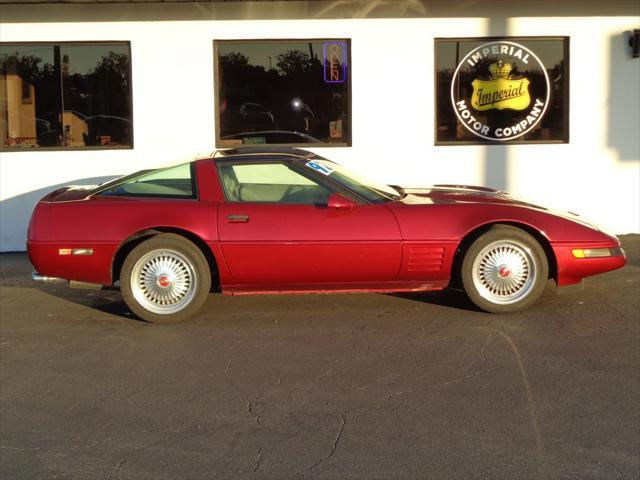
[120,234,211,323]
[461,226,548,313]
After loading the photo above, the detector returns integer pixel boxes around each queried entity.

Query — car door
[216,160,402,287]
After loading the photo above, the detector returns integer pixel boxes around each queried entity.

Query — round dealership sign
[450,41,550,141]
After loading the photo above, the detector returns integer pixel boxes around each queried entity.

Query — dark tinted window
[435,37,569,144]
[1,42,132,150]
[215,40,351,147]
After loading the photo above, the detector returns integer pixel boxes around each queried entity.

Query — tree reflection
[218,42,349,145]
[1,45,132,148]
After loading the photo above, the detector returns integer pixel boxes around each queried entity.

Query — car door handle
[226,214,249,223]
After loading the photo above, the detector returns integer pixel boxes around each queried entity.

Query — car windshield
[303,159,402,203]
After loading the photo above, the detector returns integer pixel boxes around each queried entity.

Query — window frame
[0,40,134,152]
[433,36,570,146]
[213,38,352,149]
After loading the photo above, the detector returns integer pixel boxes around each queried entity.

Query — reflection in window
[215,40,351,147]
[0,42,132,149]
[435,37,569,144]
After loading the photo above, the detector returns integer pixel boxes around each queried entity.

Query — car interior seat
[220,167,240,201]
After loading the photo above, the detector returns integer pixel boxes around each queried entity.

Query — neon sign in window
[323,42,347,83]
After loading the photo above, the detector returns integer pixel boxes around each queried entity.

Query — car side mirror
[327,192,356,210]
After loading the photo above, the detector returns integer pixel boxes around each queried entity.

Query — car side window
[99,163,196,198]
[218,162,333,204]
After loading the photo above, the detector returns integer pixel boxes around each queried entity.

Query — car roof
[212,147,321,161]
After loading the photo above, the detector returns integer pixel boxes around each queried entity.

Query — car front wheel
[120,234,211,323]
[461,225,548,313]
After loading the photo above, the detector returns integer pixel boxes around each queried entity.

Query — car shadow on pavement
[89,295,143,322]
[0,252,141,322]
[389,288,480,312]
[37,284,145,323]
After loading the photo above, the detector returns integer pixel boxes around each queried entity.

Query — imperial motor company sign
[450,41,550,141]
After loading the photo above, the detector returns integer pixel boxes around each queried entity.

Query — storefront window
[215,39,351,147]
[435,37,569,144]
[0,42,132,150]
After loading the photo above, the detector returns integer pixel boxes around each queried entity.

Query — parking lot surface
[1,235,639,480]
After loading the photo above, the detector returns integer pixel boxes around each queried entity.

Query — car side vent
[407,247,445,272]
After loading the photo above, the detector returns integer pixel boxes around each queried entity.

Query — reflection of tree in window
[62,49,131,147]
[217,40,350,146]
[1,43,132,149]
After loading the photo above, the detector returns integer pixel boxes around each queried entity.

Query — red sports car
[28,148,626,323]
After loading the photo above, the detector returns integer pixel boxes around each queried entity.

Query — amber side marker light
[571,248,623,259]
[58,248,94,256]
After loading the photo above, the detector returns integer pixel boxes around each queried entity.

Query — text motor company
[451,41,550,141]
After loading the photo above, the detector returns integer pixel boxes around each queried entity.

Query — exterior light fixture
[630,29,640,58]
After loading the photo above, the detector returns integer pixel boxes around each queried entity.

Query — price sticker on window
[306,161,334,175]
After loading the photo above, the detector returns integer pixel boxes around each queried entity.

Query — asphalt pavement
[1,236,639,480]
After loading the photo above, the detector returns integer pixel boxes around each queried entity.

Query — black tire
[460,225,548,313]
[120,233,211,323]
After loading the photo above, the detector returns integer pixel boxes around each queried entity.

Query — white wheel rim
[130,248,197,315]
[472,240,537,305]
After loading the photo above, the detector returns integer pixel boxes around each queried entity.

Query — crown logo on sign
[488,60,513,79]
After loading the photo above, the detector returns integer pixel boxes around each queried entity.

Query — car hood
[399,184,601,231]
[400,185,546,208]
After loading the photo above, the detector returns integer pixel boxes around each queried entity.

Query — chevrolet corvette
[28,148,626,323]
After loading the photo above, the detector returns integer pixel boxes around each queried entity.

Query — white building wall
[0,12,639,251]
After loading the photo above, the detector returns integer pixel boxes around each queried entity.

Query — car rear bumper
[27,240,117,286]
